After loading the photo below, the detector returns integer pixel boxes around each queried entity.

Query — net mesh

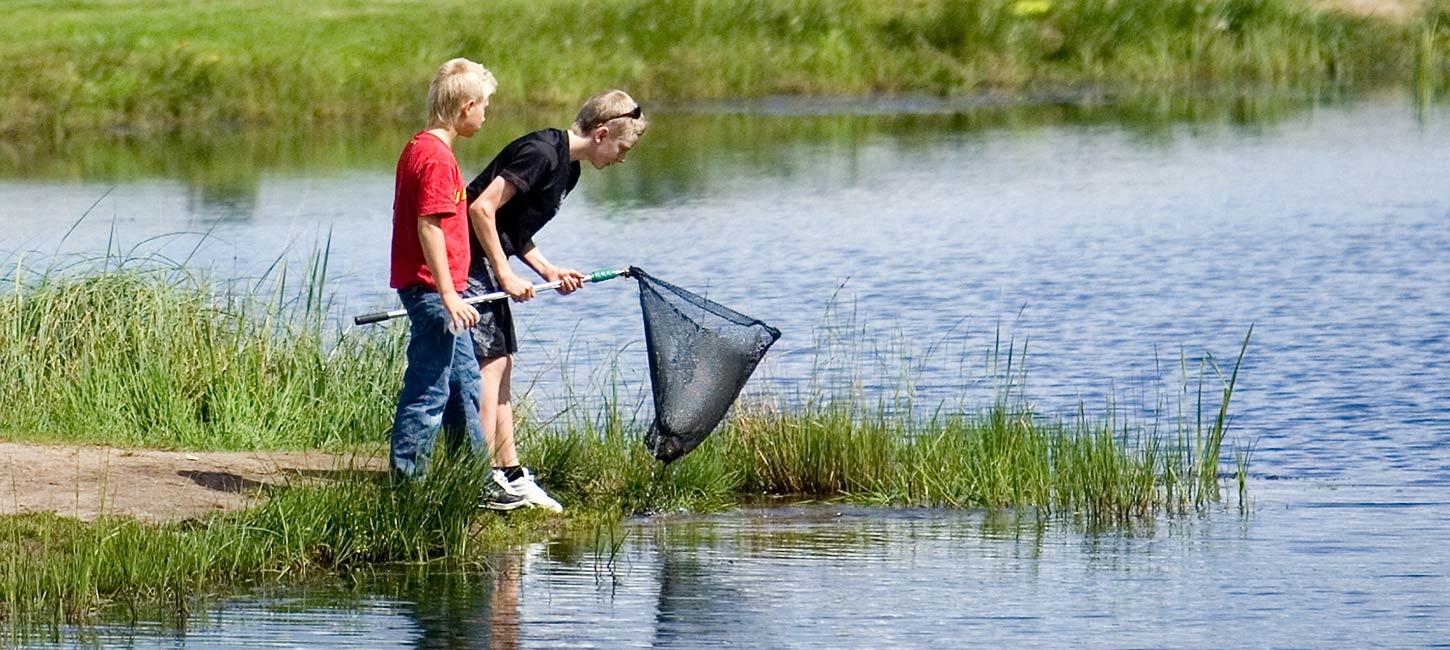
[632,268,781,463]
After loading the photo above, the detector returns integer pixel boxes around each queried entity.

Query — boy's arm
[518,243,585,294]
[467,177,535,301]
[418,214,480,329]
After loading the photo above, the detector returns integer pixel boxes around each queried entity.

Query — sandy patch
[1310,0,1423,22]
[0,441,384,522]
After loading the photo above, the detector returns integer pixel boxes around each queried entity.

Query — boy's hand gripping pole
[353,267,633,326]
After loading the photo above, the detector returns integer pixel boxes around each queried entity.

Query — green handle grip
[589,268,630,283]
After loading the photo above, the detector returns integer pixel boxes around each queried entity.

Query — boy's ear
[592,126,609,143]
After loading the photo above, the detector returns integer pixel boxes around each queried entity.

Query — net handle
[354,267,631,325]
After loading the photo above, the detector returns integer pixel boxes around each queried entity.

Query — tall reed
[517,327,1253,523]
[0,253,402,449]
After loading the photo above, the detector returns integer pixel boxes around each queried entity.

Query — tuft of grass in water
[517,327,1254,524]
[2,262,1253,519]
[0,436,730,630]
[0,0,1428,135]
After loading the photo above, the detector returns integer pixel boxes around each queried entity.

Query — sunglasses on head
[595,104,642,127]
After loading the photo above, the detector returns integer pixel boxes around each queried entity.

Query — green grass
[1,260,1252,627]
[2,371,1251,627]
[0,0,1437,135]
[0,252,401,449]
[526,328,1251,521]
[0,454,573,627]
[0,258,1251,506]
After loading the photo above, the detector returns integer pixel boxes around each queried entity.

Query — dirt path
[0,441,384,522]
[1311,0,1423,22]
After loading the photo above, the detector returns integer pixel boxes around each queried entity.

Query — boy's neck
[566,129,590,162]
[426,125,458,149]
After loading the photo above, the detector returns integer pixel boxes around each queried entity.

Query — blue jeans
[391,286,486,478]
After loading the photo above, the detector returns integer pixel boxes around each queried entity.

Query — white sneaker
[481,469,528,511]
[509,468,563,513]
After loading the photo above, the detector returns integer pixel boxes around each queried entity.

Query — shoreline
[1,0,1435,136]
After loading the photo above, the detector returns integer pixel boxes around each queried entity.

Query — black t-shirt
[466,128,581,261]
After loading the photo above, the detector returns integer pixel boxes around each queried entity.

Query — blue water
[4,91,1450,646]
[56,492,1450,648]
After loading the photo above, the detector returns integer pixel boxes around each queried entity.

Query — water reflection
[570,89,1332,211]
[396,572,497,649]
[32,485,1450,648]
[1,89,1334,216]
[186,177,258,224]
[369,554,524,649]
[650,548,750,648]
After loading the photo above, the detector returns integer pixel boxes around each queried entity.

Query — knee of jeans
[397,409,444,437]
[451,371,482,401]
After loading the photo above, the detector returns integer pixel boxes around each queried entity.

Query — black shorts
[463,260,518,360]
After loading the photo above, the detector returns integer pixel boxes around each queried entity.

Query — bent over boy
[466,90,648,512]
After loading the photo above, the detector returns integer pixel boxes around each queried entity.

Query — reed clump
[1415,0,1450,98]
[530,328,1251,522]
[0,255,401,449]
[0,0,1430,135]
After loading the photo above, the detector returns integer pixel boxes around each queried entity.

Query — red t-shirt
[389,131,470,292]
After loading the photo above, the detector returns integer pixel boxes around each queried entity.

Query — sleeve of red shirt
[414,159,460,219]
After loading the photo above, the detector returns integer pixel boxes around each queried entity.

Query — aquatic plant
[526,330,1253,522]
[1414,0,1450,103]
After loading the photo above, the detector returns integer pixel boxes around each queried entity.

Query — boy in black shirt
[465,90,648,512]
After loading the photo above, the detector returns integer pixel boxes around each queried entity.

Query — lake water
[5,89,1450,647]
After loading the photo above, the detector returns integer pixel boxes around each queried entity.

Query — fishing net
[632,268,781,463]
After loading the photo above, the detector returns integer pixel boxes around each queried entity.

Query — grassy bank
[1,254,400,449]
[1,456,563,627]
[1,0,1441,134]
[2,385,1250,626]
[1,262,1251,625]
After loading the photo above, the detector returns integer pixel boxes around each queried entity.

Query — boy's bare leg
[480,353,562,512]
[479,355,520,467]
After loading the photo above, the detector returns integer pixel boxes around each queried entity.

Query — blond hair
[427,58,497,128]
[572,90,648,140]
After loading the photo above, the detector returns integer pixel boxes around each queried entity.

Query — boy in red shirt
[388,58,522,506]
